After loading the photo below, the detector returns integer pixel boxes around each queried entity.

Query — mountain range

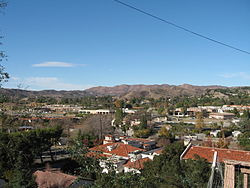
[0,84,231,99]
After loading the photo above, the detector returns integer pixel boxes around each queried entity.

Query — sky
[1,0,250,90]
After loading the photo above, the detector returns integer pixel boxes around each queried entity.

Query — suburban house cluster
[87,135,162,174]
[173,105,250,119]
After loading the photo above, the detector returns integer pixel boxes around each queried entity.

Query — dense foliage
[0,126,63,187]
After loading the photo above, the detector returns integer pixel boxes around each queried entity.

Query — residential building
[123,157,151,174]
[209,112,235,120]
[181,145,250,188]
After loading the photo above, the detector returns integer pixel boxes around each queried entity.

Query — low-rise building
[79,109,115,115]
[209,112,235,120]
[141,148,163,160]
[123,157,151,174]
[210,130,221,137]
[232,131,242,138]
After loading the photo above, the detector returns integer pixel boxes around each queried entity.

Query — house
[181,145,250,165]
[34,170,94,188]
[209,112,235,120]
[141,148,163,160]
[232,131,242,138]
[99,156,127,173]
[89,142,145,173]
[18,126,34,131]
[120,137,156,150]
[103,135,115,144]
[151,116,168,123]
[180,145,250,188]
[123,157,151,174]
[130,119,141,126]
[210,130,221,137]
[222,105,250,112]
[89,142,145,159]
[173,108,186,117]
[186,107,202,116]
[122,108,137,114]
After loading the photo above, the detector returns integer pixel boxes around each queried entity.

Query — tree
[138,114,147,130]
[114,100,124,108]
[238,132,250,150]
[195,112,205,131]
[240,118,250,132]
[158,126,174,142]
[142,142,210,188]
[134,128,151,138]
[94,171,145,188]
[232,108,240,117]
[242,110,250,120]
[114,108,123,126]
[66,137,100,179]
[0,127,63,186]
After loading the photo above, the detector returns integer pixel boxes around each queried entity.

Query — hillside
[0,88,89,99]
[84,84,227,98]
[0,84,230,99]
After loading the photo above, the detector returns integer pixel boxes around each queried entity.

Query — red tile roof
[123,157,151,170]
[182,146,250,163]
[154,148,163,154]
[34,170,76,188]
[89,142,145,157]
[86,152,110,159]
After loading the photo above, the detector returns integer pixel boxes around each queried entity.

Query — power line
[112,0,250,55]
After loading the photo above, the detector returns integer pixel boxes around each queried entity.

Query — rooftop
[89,142,145,158]
[182,145,250,164]
[34,170,76,188]
[123,157,151,170]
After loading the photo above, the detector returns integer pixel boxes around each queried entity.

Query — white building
[79,109,115,115]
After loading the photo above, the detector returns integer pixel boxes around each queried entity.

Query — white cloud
[32,61,86,67]
[220,72,250,80]
[25,77,92,90]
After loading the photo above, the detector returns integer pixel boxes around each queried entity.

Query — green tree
[232,108,240,117]
[241,110,250,119]
[0,127,63,186]
[158,126,174,141]
[139,114,147,130]
[142,142,210,188]
[241,119,250,132]
[134,128,151,138]
[66,138,100,179]
[238,132,250,150]
[93,171,145,188]
[114,108,123,126]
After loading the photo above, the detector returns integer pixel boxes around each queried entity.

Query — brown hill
[85,84,227,98]
[0,84,228,99]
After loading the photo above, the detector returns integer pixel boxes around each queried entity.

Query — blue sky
[1,0,250,90]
